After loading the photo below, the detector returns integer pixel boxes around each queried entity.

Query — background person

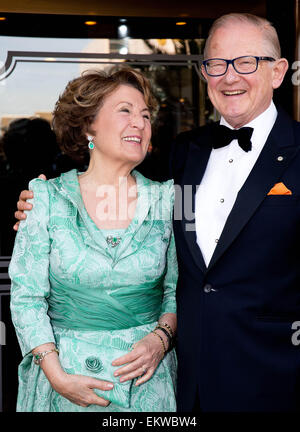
[0,117,60,255]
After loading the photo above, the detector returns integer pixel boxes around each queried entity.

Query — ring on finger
[141,366,148,376]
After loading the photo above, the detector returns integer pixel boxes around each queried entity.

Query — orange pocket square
[267,182,292,195]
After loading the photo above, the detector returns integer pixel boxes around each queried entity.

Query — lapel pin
[277,156,284,162]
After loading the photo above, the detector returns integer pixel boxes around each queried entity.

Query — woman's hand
[111,332,165,387]
[33,342,113,408]
[50,372,114,408]
[13,174,47,231]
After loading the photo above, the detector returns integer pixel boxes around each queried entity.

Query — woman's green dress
[9,169,178,412]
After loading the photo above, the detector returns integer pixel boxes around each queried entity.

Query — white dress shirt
[195,101,278,266]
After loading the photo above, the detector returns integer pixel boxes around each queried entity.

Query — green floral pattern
[9,169,178,412]
[84,356,103,373]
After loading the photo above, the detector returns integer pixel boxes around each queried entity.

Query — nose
[223,63,241,83]
[130,113,145,129]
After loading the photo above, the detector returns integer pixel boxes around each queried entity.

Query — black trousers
[192,390,202,413]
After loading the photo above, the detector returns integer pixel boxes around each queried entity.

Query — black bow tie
[212,124,254,152]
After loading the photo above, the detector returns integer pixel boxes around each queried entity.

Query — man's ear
[272,58,289,89]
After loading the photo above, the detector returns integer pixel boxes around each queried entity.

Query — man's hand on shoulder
[13,174,47,231]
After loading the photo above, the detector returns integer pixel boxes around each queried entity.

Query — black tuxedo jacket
[171,107,300,412]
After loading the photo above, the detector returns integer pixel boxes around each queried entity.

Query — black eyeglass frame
[202,56,276,77]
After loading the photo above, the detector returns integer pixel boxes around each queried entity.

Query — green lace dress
[9,169,178,412]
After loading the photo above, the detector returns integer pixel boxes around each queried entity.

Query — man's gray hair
[204,13,281,60]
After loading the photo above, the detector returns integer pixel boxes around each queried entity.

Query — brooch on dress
[106,236,122,247]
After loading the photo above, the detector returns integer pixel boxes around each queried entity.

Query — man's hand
[13,174,47,231]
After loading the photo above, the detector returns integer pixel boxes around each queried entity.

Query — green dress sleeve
[9,178,56,357]
[159,180,178,317]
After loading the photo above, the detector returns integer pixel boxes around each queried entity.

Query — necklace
[106,235,122,248]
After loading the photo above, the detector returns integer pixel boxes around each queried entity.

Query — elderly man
[171,12,300,412]
[13,13,300,412]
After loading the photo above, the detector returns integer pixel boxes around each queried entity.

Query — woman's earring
[87,135,95,150]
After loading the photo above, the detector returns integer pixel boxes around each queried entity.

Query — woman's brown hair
[52,66,158,161]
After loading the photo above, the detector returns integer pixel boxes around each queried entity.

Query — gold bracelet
[158,322,174,338]
[151,331,167,355]
[155,325,172,351]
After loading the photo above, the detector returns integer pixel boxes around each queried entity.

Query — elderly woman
[9,67,177,412]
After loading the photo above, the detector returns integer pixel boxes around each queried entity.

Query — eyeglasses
[202,56,276,77]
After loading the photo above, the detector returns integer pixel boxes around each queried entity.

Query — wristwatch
[33,348,59,365]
